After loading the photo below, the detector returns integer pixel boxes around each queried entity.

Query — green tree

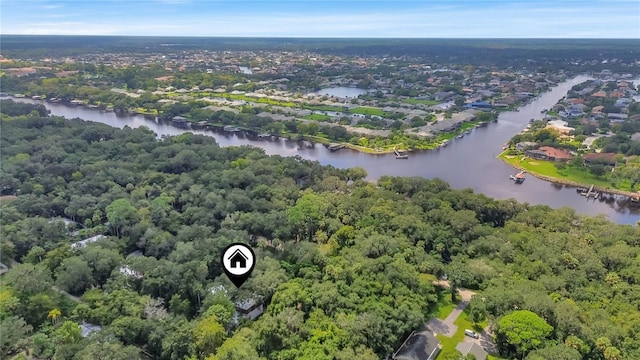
[74,336,143,360]
[106,198,138,237]
[54,320,83,345]
[0,316,32,356]
[496,310,553,359]
[208,328,263,360]
[31,333,55,359]
[193,314,226,356]
[526,344,581,360]
[55,256,94,295]
[287,192,330,241]
[4,263,53,296]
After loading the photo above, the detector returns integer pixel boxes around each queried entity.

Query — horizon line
[2,34,639,40]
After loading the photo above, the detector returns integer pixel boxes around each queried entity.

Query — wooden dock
[327,143,345,151]
[582,185,595,197]
[394,149,409,159]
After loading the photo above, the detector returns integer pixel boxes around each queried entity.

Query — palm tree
[48,309,62,325]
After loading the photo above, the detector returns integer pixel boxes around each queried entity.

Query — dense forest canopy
[1,101,640,359]
[2,36,639,69]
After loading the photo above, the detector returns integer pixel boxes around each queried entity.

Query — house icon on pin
[227,249,248,268]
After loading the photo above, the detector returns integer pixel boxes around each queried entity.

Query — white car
[464,329,480,339]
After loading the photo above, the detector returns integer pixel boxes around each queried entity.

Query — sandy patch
[527,161,540,165]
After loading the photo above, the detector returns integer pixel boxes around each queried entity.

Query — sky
[1,0,639,38]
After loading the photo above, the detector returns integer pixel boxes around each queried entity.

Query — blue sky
[2,0,639,38]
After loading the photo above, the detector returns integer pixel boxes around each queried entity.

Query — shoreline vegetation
[8,94,503,154]
[498,151,640,199]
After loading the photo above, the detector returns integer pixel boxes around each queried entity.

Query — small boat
[456,134,464,139]
[442,140,449,147]
[509,170,526,184]
[465,129,472,134]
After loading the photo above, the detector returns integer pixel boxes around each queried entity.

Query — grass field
[349,106,385,116]
[303,105,344,112]
[402,98,440,106]
[433,295,458,320]
[499,152,611,188]
[133,108,158,115]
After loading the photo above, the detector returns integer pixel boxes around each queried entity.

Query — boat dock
[394,149,409,159]
[581,185,596,197]
[509,170,526,184]
[327,143,345,151]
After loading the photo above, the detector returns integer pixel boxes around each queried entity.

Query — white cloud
[2,0,639,37]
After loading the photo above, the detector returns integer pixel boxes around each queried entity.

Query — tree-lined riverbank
[5,74,640,224]
[499,151,640,199]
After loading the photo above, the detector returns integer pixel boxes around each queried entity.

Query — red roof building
[526,146,572,161]
[583,153,617,165]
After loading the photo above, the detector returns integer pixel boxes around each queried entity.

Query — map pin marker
[221,243,256,288]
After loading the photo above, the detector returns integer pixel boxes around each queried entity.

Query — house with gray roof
[456,341,488,360]
[393,330,441,360]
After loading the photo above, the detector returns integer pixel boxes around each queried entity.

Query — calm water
[315,87,370,98]
[5,76,640,224]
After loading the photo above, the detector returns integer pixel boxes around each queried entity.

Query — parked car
[464,329,480,339]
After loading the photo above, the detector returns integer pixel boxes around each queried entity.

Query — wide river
[6,76,640,224]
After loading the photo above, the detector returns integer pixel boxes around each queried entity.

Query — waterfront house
[583,153,618,166]
[526,146,572,162]
[546,120,575,135]
[515,141,538,151]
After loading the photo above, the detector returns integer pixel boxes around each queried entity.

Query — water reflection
[4,78,640,224]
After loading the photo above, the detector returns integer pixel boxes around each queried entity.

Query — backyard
[499,152,612,188]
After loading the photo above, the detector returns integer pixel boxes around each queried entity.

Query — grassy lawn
[402,98,439,106]
[217,93,298,107]
[433,295,458,320]
[133,107,158,115]
[349,106,385,116]
[499,152,611,188]
[436,309,489,360]
[303,104,345,112]
[303,113,332,121]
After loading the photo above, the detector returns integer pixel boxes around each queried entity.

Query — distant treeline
[2,35,639,69]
